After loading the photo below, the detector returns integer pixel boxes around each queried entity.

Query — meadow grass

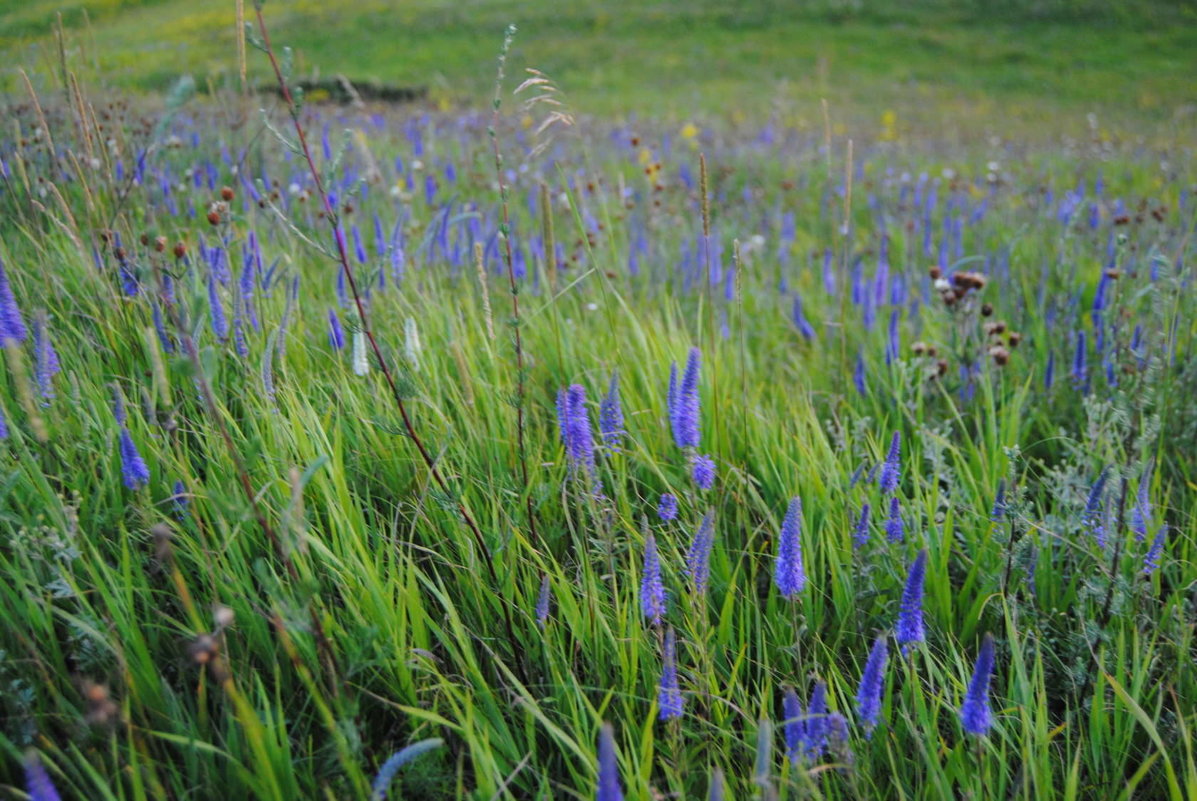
[1,4,1196,800]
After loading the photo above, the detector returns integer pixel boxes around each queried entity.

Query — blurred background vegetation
[1,0,1195,134]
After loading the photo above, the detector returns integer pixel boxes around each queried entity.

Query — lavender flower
[854,350,867,396]
[0,406,8,439]
[856,635,888,735]
[878,432,900,494]
[208,273,228,342]
[991,479,1007,522]
[599,372,624,449]
[535,574,552,628]
[885,496,904,543]
[559,385,598,487]
[328,309,345,350]
[1071,330,1087,385]
[1083,468,1109,544]
[782,687,803,762]
[596,723,623,801]
[658,628,684,720]
[774,497,806,598]
[0,259,28,342]
[896,549,927,650]
[960,634,996,736]
[119,427,151,490]
[670,348,701,449]
[24,752,62,801]
[686,511,715,595]
[640,533,667,625]
[853,503,871,549]
[172,480,189,519]
[33,315,60,402]
[1143,526,1166,575]
[1131,466,1152,542]
[657,493,678,522]
[791,295,816,341]
[371,739,444,801]
[691,453,715,491]
[801,680,829,761]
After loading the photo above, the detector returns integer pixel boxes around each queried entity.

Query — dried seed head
[172,241,187,259]
[220,186,235,201]
[154,236,167,253]
[1008,331,1022,347]
[213,605,235,630]
[980,302,994,317]
[989,345,1010,366]
[188,634,219,665]
[150,523,174,561]
[929,265,942,280]
[206,209,221,226]
[912,341,927,355]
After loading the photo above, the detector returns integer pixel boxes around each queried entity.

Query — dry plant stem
[252,7,526,676]
[150,259,342,692]
[487,31,541,551]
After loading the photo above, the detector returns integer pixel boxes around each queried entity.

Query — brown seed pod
[207,209,222,226]
[1008,332,1022,347]
[981,302,994,317]
[188,634,219,665]
[929,265,942,280]
[989,345,1010,366]
[172,242,187,260]
[154,236,167,253]
[220,186,235,201]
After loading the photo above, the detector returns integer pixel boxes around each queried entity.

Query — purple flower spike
[640,533,666,625]
[691,453,715,491]
[885,496,904,543]
[0,259,28,343]
[896,549,927,650]
[669,348,701,449]
[24,752,62,801]
[658,628,684,720]
[657,493,678,522]
[960,634,996,736]
[773,497,806,599]
[596,723,623,801]
[599,372,624,449]
[686,511,715,595]
[856,635,888,736]
[879,432,901,494]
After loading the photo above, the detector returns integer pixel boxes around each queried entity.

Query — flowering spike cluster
[640,533,667,625]
[596,723,623,801]
[686,511,715,595]
[33,315,60,403]
[668,348,701,449]
[0,259,28,343]
[24,752,62,801]
[557,384,598,488]
[960,634,996,736]
[1131,466,1153,542]
[535,574,552,629]
[896,549,927,650]
[853,503,871,549]
[119,428,151,490]
[208,273,228,342]
[172,480,189,519]
[1143,526,1166,575]
[691,453,715,491]
[801,680,829,761]
[991,479,1007,522]
[599,372,624,449]
[783,687,803,762]
[885,496,904,543]
[856,635,888,735]
[657,493,678,522]
[1083,468,1109,546]
[658,628,684,720]
[879,432,901,494]
[773,497,806,598]
[328,308,345,350]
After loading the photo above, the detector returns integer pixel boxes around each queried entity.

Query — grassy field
[1,2,1196,800]
[2,0,1196,128]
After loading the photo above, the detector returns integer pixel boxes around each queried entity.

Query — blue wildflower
[558,385,598,487]
[657,493,678,522]
[896,549,927,650]
[1131,466,1152,542]
[854,350,867,396]
[535,574,552,629]
[878,432,900,494]
[208,273,228,342]
[328,308,345,350]
[1083,468,1109,545]
[991,479,1007,522]
[856,635,888,736]
[24,752,62,801]
[691,453,715,491]
[853,503,871,549]
[960,634,996,736]
[0,259,28,342]
[119,427,150,490]
[371,739,444,801]
[658,628,684,720]
[172,480,189,519]
[774,497,806,599]
[792,294,816,341]
[641,533,667,625]
[885,496,904,543]
[686,511,715,595]
[32,315,60,403]
[783,687,803,762]
[596,723,623,801]
[599,372,624,449]
[670,348,701,449]
[1143,526,1166,575]
[801,680,829,761]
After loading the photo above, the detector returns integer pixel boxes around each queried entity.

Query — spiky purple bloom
[658,628,684,720]
[535,574,552,629]
[640,533,666,625]
[691,453,715,491]
[1083,468,1109,544]
[960,634,996,736]
[991,479,1007,522]
[853,503,871,549]
[686,511,715,595]
[1071,330,1087,385]
[0,406,8,439]
[152,302,174,353]
[878,432,901,494]
[1130,467,1152,542]
[558,385,598,486]
[791,295,816,341]
[773,497,806,598]
[1044,351,1055,390]
[669,348,701,449]
[119,427,150,490]
[885,496,904,543]
[599,372,624,449]
[1143,526,1166,575]
[782,687,803,762]
[856,635,888,735]
[24,752,62,801]
[0,259,28,342]
[208,273,228,341]
[328,308,345,350]
[596,723,623,801]
[33,317,60,402]
[657,493,678,522]
[172,480,189,519]
[801,680,829,761]
[896,549,927,650]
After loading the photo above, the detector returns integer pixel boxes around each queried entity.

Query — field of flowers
[1,5,1195,800]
